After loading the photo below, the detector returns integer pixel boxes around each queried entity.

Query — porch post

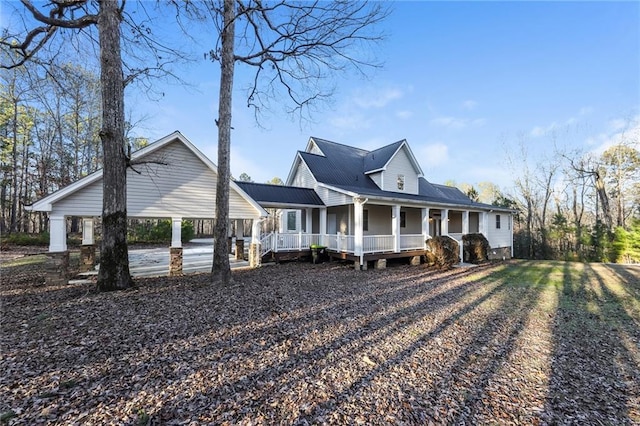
[421,208,430,248]
[392,204,401,253]
[441,209,449,235]
[235,219,244,260]
[354,198,364,268]
[305,208,312,234]
[249,218,262,267]
[80,217,96,272]
[479,211,486,236]
[319,207,327,246]
[462,211,469,235]
[170,217,183,276]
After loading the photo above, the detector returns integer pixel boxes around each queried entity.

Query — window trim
[496,214,501,229]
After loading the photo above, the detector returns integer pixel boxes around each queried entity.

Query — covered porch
[258,199,493,269]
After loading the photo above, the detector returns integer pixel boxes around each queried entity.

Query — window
[363,209,369,231]
[496,214,501,229]
[400,211,406,228]
[397,174,405,190]
[287,211,297,231]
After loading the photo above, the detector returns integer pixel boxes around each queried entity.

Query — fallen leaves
[0,260,638,424]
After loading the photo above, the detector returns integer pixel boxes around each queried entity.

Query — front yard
[1,259,638,424]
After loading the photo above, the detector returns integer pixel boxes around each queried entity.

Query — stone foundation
[45,251,70,286]
[169,247,183,276]
[375,259,387,269]
[235,239,245,260]
[80,244,96,272]
[249,243,261,268]
[488,246,512,261]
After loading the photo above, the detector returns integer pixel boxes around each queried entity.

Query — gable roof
[28,131,268,217]
[290,136,512,212]
[236,182,324,208]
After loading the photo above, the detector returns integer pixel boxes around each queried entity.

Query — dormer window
[397,174,405,191]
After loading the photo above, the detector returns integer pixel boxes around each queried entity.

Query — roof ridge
[367,139,404,155]
[310,136,371,155]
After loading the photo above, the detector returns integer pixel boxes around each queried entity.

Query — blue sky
[130,1,639,191]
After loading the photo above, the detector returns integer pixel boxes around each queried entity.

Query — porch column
[462,211,469,235]
[80,217,96,272]
[421,208,430,248]
[49,215,67,252]
[354,198,364,268]
[479,211,486,236]
[47,215,69,285]
[249,218,262,267]
[170,217,183,276]
[319,207,327,246]
[441,209,449,236]
[392,204,401,253]
[305,208,312,234]
[235,219,244,260]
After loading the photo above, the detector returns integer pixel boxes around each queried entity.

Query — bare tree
[2,0,187,290]
[193,0,388,285]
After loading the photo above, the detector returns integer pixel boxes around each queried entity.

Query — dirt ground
[1,258,638,425]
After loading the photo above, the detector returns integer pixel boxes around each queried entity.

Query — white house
[237,136,514,269]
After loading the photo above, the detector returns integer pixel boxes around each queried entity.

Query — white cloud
[588,115,640,155]
[461,100,478,110]
[395,110,413,120]
[418,142,449,167]
[353,87,403,109]
[328,112,372,131]
[430,116,485,129]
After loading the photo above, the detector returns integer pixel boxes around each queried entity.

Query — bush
[426,236,459,270]
[2,232,50,246]
[128,219,195,244]
[462,233,489,264]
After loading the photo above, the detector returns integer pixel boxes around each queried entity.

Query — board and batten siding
[52,140,260,219]
[487,212,512,249]
[382,147,419,194]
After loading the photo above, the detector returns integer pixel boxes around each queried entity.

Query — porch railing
[363,235,394,253]
[262,233,427,255]
[399,234,426,251]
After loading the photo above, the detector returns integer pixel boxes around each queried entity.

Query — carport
[27,131,267,284]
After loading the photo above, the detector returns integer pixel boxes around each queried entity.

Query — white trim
[26,131,268,218]
[171,217,182,248]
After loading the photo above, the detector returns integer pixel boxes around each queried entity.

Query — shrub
[128,219,195,244]
[2,232,50,246]
[462,233,489,263]
[426,236,459,270]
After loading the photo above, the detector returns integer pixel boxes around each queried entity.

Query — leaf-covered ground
[1,259,639,425]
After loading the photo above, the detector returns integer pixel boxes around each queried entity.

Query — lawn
[1,259,638,424]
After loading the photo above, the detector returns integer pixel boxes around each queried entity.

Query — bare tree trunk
[97,0,132,291]
[594,172,612,231]
[212,0,235,286]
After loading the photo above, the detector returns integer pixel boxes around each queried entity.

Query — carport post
[80,217,96,272]
[169,217,183,276]
[46,215,69,285]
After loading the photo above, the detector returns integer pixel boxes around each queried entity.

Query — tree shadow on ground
[544,262,640,424]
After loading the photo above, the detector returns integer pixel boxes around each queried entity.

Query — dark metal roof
[299,138,512,211]
[236,182,324,206]
[363,140,404,172]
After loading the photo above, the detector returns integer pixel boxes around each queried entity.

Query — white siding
[383,147,419,194]
[325,189,351,206]
[291,160,316,188]
[52,140,260,219]
[308,141,324,156]
[400,207,422,234]
[364,204,392,235]
[369,171,382,189]
[486,212,512,248]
